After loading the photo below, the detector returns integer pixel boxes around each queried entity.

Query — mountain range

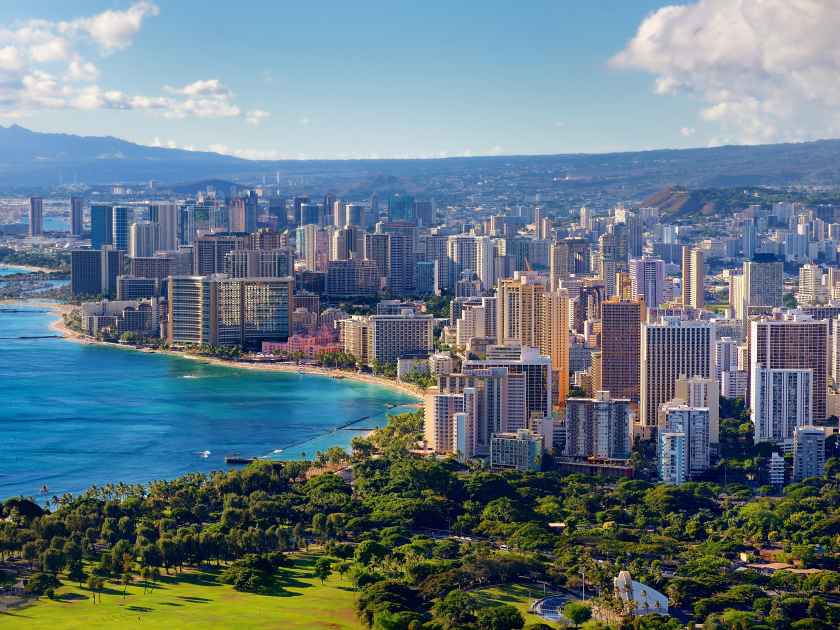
[3,124,840,197]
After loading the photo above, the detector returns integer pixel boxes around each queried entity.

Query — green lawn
[474,583,565,628]
[1,553,363,630]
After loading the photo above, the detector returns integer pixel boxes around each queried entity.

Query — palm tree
[121,571,132,598]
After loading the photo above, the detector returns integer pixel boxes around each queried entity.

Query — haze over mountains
[3,124,840,196]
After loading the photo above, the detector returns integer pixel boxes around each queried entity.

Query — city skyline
[2,1,837,161]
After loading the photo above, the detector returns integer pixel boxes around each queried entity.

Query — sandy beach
[0,263,59,274]
[45,303,425,400]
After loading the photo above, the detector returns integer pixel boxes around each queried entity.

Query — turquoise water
[0,305,418,499]
[0,265,29,276]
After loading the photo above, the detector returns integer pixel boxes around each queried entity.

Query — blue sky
[0,1,832,159]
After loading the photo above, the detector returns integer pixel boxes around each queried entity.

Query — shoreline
[0,262,58,274]
[45,304,425,401]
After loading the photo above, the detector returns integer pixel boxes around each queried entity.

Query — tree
[354,540,387,566]
[67,559,86,588]
[476,604,525,630]
[563,601,592,627]
[314,557,332,583]
[41,547,65,575]
[432,590,478,629]
[25,573,61,598]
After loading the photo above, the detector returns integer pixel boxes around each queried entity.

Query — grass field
[474,583,565,628]
[1,553,363,630]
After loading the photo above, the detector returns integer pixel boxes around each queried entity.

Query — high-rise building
[674,376,720,445]
[330,227,354,261]
[297,224,330,272]
[28,197,43,237]
[71,250,102,296]
[268,198,287,229]
[70,196,84,236]
[387,194,415,223]
[336,316,371,363]
[715,336,740,378]
[593,298,643,401]
[749,313,827,425]
[216,277,293,348]
[224,248,293,278]
[420,234,450,293]
[414,200,434,227]
[229,197,258,233]
[798,264,824,305]
[345,203,365,227]
[179,204,196,245]
[117,276,160,300]
[539,290,570,406]
[387,233,414,296]
[167,276,218,345]
[325,259,379,297]
[463,344,553,425]
[364,232,389,278]
[90,204,113,250]
[751,367,812,445]
[298,203,321,226]
[447,234,494,290]
[338,311,433,365]
[496,274,547,349]
[564,391,632,459]
[249,229,288,251]
[455,297,497,347]
[658,405,710,484]
[70,247,122,297]
[129,221,158,258]
[742,218,757,259]
[368,311,434,364]
[640,318,714,426]
[550,238,589,289]
[112,206,131,251]
[629,257,665,308]
[792,426,827,481]
[414,261,436,295]
[744,255,784,311]
[150,203,179,251]
[168,275,292,348]
[599,232,620,298]
[437,366,518,451]
[490,429,542,471]
[194,233,248,276]
[681,247,704,308]
[424,388,477,455]
[658,430,688,484]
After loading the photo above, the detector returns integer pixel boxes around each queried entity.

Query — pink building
[262,328,341,358]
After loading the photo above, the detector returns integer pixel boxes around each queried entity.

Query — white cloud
[0,6,269,124]
[59,1,159,53]
[66,58,98,82]
[680,127,696,137]
[29,37,69,63]
[245,109,270,126]
[166,79,231,98]
[611,0,840,144]
[208,143,282,160]
[0,46,24,72]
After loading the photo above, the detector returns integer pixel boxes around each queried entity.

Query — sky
[0,0,837,160]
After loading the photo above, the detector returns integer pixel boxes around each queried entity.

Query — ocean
[0,304,417,499]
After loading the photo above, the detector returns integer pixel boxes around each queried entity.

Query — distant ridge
[3,124,840,191]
